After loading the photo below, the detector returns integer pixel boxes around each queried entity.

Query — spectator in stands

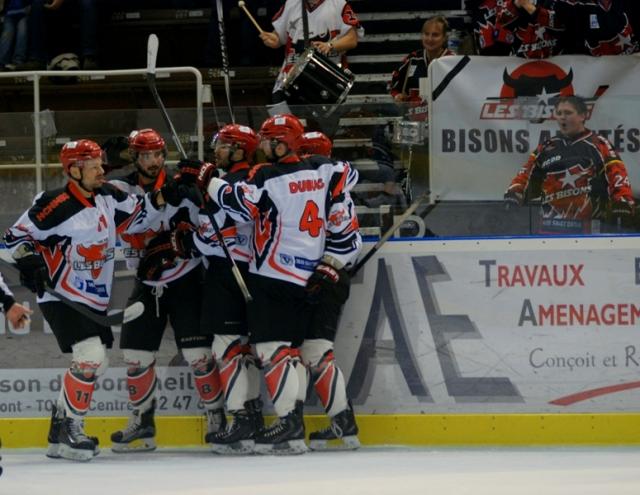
[23,0,99,71]
[259,0,363,108]
[0,0,30,71]
[514,0,638,56]
[495,0,563,58]
[504,95,635,234]
[388,15,455,106]
[467,0,513,55]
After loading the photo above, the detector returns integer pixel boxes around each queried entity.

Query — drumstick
[238,1,264,34]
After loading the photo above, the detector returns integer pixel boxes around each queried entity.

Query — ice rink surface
[1,446,640,495]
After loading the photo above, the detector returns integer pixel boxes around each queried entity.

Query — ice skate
[57,417,96,462]
[204,408,227,441]
[111,400,156,453]
[254,407,307,455]
[208,410,255,455]
[309,401,360,451]
[47,404,99,458]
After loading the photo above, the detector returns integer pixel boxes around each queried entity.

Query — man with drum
[259,0,364,107]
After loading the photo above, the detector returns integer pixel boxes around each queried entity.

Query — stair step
[348,54,407,63]
[339,116,403,126]
[345,94,394,104]
[357,10,468,22]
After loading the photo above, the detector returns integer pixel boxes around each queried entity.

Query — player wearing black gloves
[4,139,164,461]
[108,129,225,452]
[207,114,362,454]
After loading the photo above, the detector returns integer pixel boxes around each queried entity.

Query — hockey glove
[610,200,634,229]
[175,159,204,185]
[159,179,204,208]
[305,262,340,305]
[196,162,219,194]
[503,190,523,211]
[136,230,197,281]
[15,253,48,297]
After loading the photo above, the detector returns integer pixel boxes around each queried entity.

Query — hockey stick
[350,192,441,277]
[215,0,235,123]
[146,34,253,303]
[0,258,144,326]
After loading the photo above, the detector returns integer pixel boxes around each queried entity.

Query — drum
[281,48,355,111]
[392,120,427,145]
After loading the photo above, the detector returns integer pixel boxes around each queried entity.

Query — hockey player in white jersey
[108,129,225,452]
[207,114,361,454]
[3,139,170,461]
[148,124,265,454]
[298,131,361,450]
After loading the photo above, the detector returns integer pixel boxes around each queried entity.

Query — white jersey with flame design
[208,155,361,286]
[4,182,163,311]
[110,171,202,286]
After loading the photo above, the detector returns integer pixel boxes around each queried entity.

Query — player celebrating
[207,114,361,454]
[108,129,225,452]
[3,139,169,461]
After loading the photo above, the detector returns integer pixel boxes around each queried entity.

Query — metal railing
[0,67,205,191]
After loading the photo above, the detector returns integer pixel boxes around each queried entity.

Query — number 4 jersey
[207,155,361,286]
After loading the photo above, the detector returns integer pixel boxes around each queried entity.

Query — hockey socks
[254,342,306,455]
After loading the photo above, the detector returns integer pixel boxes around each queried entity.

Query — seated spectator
[496,0,563,58]
[0,0,30,71]
[388,16,454,104]
[467,0,513,55]
[504,95,635,234]
[515,0,639,56]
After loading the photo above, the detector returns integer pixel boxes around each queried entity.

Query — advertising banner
[428,54,640,200]
[1,237,640,416]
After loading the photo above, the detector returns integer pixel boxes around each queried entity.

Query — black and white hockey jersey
[109,169,202,286]
[4,181,163,311]
[207,154,361,286]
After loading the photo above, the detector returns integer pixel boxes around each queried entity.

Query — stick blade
[122,301,145,324]
[147,34,159,74]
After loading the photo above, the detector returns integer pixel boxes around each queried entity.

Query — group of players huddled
[2,113,362,460]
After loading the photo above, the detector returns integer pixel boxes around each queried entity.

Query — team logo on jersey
[74,242,114,278]
[479,61,611,123]
[279,253,294,266]
[586,18,638,56]
[236,234,248,246]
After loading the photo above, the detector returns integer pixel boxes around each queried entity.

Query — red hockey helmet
[258,114,305,151]
[128,128,166,155]
[214,124,259,160]
[299,131,333,156]
[60,139,104,174]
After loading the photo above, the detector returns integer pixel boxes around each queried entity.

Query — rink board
[2,235,640,446]
[2,413,640,448]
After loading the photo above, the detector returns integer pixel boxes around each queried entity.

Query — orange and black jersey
[506,129,634,223]
[4,181,163,311]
